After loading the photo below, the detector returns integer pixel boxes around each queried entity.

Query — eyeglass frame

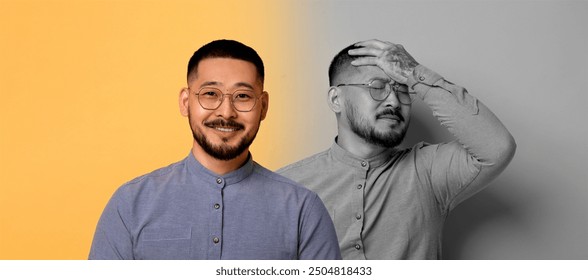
[336,79,416,105]
[188,86,264,112]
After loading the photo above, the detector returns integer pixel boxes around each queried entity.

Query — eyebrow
[199,81,255,90]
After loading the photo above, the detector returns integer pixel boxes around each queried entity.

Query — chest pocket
[137,226,191,260]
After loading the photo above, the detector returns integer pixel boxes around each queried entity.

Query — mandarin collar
[329,138,396,170]
[186,152,255,187]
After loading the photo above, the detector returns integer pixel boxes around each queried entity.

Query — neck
[336,128,392,159]
[191,143,249,175]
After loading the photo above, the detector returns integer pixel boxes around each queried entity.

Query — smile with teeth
[213,126,240,132]
[204,119,244,133]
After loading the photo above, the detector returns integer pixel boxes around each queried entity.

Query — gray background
[268,0,587,259]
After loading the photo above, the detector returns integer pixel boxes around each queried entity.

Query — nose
[216,94,238,119]
[381,85,400,108]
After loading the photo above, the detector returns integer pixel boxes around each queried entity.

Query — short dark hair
[187,39,265,83]
[328,43,362,86]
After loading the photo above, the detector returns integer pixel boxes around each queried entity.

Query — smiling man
[278,39,516,259]
[89,40,341,260]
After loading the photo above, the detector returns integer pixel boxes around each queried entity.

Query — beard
[345,102,408,148]
[188,108,260,161]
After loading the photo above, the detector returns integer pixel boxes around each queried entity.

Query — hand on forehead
[346,39,419,85]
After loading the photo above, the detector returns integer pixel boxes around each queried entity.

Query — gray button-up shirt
[89,153,341,260]
[278,65,514,259]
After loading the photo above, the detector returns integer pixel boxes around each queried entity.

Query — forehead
[342,64,389,82]
[194,57,260,88]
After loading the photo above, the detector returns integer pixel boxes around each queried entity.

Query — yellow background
[0,0,305,259]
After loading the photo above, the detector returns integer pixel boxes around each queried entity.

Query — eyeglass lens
[370,83,413,104]
[197,88,257,112]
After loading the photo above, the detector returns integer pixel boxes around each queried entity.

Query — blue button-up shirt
[89,153,341,260]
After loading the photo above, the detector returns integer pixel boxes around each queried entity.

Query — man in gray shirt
[278,39,516,259]
[89,39,341,260]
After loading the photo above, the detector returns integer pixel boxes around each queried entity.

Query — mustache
[376,108,405,122]
[204,119,245,129]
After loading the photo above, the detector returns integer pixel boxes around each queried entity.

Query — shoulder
[115,158,188,198]
[276,150,330,177]
[252,162,321,199]
[410,141,467,157]
[407,141,475,175]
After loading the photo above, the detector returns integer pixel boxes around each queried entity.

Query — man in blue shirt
[89,40,341,260]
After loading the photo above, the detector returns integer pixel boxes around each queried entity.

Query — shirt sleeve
[297,193,342,260]
[408,65,516,213]
[88,187,134,260]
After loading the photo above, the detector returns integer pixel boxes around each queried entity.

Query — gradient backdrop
[1,0,587,259]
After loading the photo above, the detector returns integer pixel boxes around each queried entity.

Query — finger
[348,46,383,57]
[350,57,379,67]
[354,39,394,49]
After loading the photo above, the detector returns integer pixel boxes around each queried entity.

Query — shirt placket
[207,176,225,259]
[351,160,368,260]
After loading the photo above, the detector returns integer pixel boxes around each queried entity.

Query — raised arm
[349,39,516,209]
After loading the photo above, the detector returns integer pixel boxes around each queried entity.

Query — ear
[259,91,269,121]
[327,86,342,113]
[179,87,190,117]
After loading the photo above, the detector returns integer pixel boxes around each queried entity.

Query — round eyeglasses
[337,79,416,105]
[191,87,261,112]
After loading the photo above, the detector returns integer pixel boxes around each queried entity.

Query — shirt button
[356,214,362,220]
[216,178,222,184]
[357,184,362,189]
[361,161,367,167]
[419,76,425,81]
[213,237,220,244]
[214,203,220,209]
[355,244,361,250]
